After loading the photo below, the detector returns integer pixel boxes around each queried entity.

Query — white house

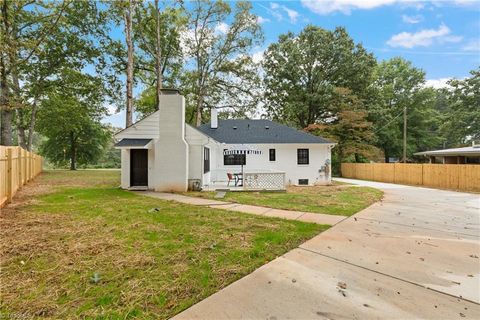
[114,89,335,192]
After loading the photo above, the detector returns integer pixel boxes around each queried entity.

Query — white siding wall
[119,148,156,189]
[116,111,160,139]
[116,96,190,192]
[154,94,189,192]
[120,149,130,188]
[202,140,219,185]
[147,148,156,188]
[185,125,210,183]
[117,112,161,190]
[206,143,333,186]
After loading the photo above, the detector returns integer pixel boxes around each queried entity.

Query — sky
[103,0,480,128]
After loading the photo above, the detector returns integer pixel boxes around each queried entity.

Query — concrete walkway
[136,191,345,225]
[172,179,480,319]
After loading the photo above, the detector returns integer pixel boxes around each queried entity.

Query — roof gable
[114,111,160,140]
[197,119,332,144]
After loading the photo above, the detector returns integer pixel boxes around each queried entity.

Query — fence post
[29,152,33,181]
[6,148,13,203]
[421,164,424,186]
[17,147,22,188]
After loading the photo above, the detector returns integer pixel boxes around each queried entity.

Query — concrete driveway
[173,179,480,319]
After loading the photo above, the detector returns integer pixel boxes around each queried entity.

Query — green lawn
[188,184,383,216]
[0,170,327,319]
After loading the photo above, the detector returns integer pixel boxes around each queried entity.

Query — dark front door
[130,149,148,186]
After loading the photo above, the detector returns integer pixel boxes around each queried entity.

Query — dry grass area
[188,183,383,216]
[0,170,326,319]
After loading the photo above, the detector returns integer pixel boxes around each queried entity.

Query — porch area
[203,170,286,192]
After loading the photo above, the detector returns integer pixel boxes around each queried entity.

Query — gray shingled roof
[198,120,332,144]
[114,138,152,147]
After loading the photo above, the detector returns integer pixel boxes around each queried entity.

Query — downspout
[200,136,212,188]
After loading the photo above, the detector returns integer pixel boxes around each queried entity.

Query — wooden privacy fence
[341,163,480,192]
[0,146,43,208]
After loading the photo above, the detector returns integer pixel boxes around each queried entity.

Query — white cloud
[179,28,195,55]
[270,2,280,10]
[402,14,422,24]
[452,0,478,5]
[282,6,299,23]
[301,0,478,14]
[424,78,451,89]
[386,24,462,48]
[215,22,229,35]
[252,49,265,64]
[301,0,397,15]
[462,39,480,51]
[257,16,271,24]
[107,105,117,115]
[265,2,299,23]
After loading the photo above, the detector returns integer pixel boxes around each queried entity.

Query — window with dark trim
[297,149,309,165]
[298,179,309,185]
[223,149,246,166]
[204,147,210,173]
[269,149,276,161]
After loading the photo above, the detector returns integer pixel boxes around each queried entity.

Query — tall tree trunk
[27,100,37,151]
[195,92,203,127]
[17,109,27,149]
[125,0,135,127]
[0,109,12,145]
[11,53,25,148]
[0,0,12,146]
[354,153,360,163]
[154,0,162,110]
[195,73,204,126]
[0,55,12,145]
[70,131,76,170]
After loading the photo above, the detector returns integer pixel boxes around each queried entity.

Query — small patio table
[233,173,243,186]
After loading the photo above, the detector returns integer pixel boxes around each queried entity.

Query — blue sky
[103,0,480,127]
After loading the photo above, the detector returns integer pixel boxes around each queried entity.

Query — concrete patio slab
[173,248,480,320]
[172,178,480,319]
[300,218,480,302]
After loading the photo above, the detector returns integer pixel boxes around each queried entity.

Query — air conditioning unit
[188,179,202,191]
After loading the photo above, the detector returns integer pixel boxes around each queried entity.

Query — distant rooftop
[415,145,480,157]
[198,119,333,144]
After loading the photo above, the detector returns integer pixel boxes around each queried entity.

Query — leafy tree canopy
[441,68,480,146]
[36,69,109,169]
[369,57,443,161]
[262,25,376,128]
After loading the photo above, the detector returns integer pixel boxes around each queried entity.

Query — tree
[441,68,480,146]
[125,0,135,127]
[155,0,162,107]
[1,0,108,149]
[183,0,263,126]
[305,87,381,174]
[262,25,376,129]
[36,69,109,170]
[370,57,442,161]
[133,1,185,116]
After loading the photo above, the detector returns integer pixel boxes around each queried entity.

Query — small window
[298,179,309,185]
[224,149,246,166]
[204,147,210,173]
[269,149,276,161]
[297,149,309,165]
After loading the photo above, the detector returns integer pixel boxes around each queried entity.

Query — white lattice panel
[244,172,286,190]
